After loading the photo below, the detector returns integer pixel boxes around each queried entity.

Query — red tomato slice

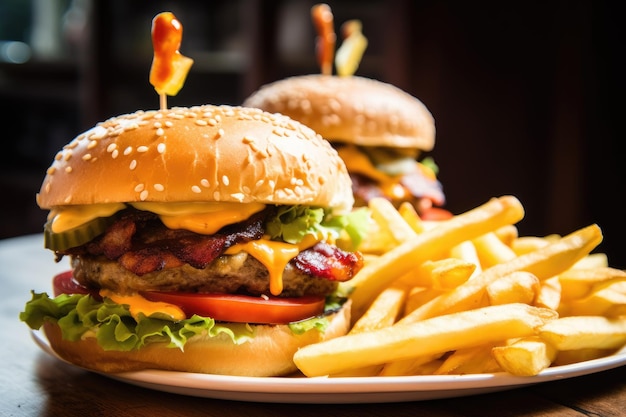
[53,271,92,297]
[140,291,326,324]
[421,207,454,221]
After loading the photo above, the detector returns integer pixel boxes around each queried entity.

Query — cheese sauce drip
[225,234,320,296]
[100,290,185,321]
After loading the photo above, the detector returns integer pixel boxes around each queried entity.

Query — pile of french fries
[294,196,626,377]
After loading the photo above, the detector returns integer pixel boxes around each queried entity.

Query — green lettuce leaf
[20,291,256,351]
[20,290,347,352]
[266,205,369,250]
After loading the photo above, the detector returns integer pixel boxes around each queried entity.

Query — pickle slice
[44,215,116,251]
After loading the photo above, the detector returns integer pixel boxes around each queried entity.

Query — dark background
[1,0,623,268]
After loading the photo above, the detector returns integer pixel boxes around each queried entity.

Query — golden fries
[472,232,517,268]
[539,316,626,350]
[433,344,502,375]
[368,197,417,244]
[293,304,557,377]
[397,258,476,290]
[349,285,406,334]
[292,195,625,379]
[349,196,525,320]
[486,271,540,306]
[399,224,602,323]
[492,336,556,376]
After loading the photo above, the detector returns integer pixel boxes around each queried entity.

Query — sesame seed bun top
[243,74,435,151]
[37,105,354,214]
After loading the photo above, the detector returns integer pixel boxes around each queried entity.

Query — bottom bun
[42,300,351,377]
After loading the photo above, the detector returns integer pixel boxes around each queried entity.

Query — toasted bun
[42,300,350,376]
[243,74,435,151]
[37,105,353,213]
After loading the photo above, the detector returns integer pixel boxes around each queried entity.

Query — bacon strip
[64,208,363,282]
[293,242,363,282]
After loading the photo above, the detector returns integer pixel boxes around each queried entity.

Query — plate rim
[30,329,626,402]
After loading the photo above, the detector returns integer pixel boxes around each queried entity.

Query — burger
[243,74,450,220]
[20,104,365,377]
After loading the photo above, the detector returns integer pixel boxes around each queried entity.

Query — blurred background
[0,0,623,268]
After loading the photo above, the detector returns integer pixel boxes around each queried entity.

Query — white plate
[32,330,626,403]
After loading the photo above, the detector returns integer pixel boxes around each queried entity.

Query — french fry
[293,303,557,377]
[449,240,482,278]
[553,347,618,366]
[404,287,446,315]
[368,197,417,244]
[565,282,626,317]
[535,276,561,310]
[399,224,603,323]
[493,224,519,247]
[398,201,425,234]
[398,258,476,290]
[349,285,406,334]
[349,196,525,321]
[379,353,444,376]
[486,271,540,306]
[558,267,626,300]
[571,252,608,269]
[433,344,502,375]
[511,236,549,256]
[358,215,398,255]
[473,232,517,269]
[492,336,556,376]
[539,316,626,350]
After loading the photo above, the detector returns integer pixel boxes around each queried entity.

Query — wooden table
[2,234,624,416]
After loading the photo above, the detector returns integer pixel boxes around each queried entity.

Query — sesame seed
[215,129,224,139]
[222,175,230,186]
[65,166,72,173]
[191,185,201,194]
[154,122,162,128]
[124,123,139,131]
[200,179,209,188]
[124,146,133,155]
[137,146,149,153]
[129,160,137,170]
[63,151,72,161]
[195,119,208,126]
[82,154,92,161]
[106,144,117,153]
[154,183,164,192]
[140,190,149,201]
[230,193,245,201]
[45,183,51,193]
[112,149,119,159]
[255,179,264,188]
[208,118,217,126]
[242,186,251,194]
[157,143,166,154]
[156,128,165,136]
[87,140,98,149]
[134,183,145,192]
[213,191,220,200]
[164,121,173,128]
[47,167,56,175]
[64,196,72,204]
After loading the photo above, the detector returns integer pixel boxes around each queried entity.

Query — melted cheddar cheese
[225,234,320,296]
[100,290,185,321]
